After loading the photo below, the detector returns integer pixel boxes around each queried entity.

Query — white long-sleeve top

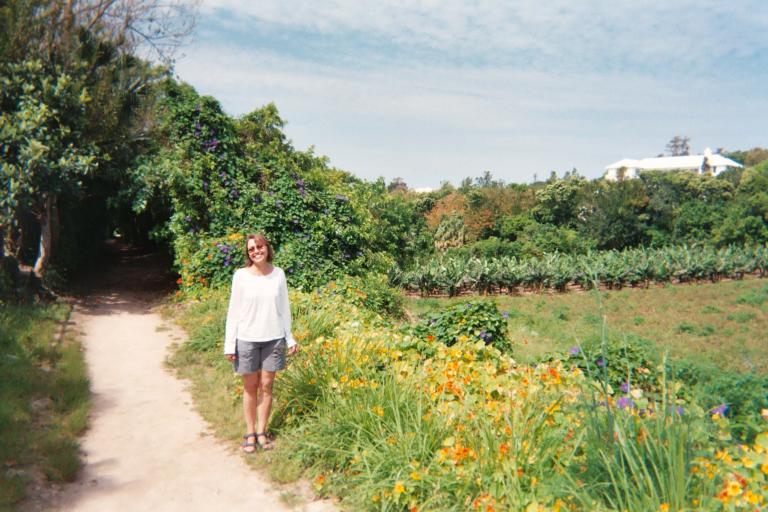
[224,266,296,355]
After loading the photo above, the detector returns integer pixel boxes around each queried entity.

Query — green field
[406,278,768,375]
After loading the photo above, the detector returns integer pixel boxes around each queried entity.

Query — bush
[668,359,768,441]
[329,274,404,319]
[411,300,510,353]
[565,334,661,395]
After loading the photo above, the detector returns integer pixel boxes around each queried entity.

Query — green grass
[0,301,90,510]
[405,279,768,374]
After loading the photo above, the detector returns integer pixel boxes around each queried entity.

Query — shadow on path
[70,239,178,315]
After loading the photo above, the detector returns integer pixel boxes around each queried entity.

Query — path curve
[41,244,333,512]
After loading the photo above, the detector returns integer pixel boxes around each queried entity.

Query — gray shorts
[233,338,287,374]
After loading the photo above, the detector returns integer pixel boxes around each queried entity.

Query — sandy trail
[40,244,332,512]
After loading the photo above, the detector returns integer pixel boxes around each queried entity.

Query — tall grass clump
[0,302,90,509]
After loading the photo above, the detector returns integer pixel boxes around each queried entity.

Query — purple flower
[616,396,634,410]
[709,404,729,416]
[568,346,580,356]
[669,406,685,416]
[202,138,219,152]
[596,357,607,368]
[502,311,510,319]
[620,382,630,393]
[479,330,487,339]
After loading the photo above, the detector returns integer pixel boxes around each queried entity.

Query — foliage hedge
[393,244,768,296]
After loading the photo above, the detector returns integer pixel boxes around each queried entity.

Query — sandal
[241,432,258,453]
[256,432,274,451]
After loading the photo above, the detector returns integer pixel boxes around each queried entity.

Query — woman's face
[247,239,268,265]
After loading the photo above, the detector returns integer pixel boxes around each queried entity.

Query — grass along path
[0,301,88,512]
[406,278,768,374]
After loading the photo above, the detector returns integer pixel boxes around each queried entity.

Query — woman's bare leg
[256,370,276,447]
[242,372,260,452]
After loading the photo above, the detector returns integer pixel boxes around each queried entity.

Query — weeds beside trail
[170,281,768,511]
[0,301,90,510]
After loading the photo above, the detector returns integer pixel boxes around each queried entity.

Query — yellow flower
[372,406,384,417]
[726,479,742,497]
[658,504,669,512]
[410,471,421,481]
[371,494,380,503]
[393,481,405,495]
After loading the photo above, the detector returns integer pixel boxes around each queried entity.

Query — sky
[174,1,768,189]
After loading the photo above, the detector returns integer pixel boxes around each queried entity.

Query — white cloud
[174,2,768,187]
[199,0,768,72]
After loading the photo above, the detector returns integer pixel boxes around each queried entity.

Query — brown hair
[243,233,274,266]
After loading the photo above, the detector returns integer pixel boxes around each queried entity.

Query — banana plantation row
[389,244,768,296]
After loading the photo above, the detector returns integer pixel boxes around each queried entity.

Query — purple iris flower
[620,382,630,393]
[568,346,580,356]
[669,406,685,416]
[616,396,634,410]
[596,357,607,368]
[709,404,729,416]
[502,311,510,319]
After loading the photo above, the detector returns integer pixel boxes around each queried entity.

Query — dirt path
[36,243,334,512]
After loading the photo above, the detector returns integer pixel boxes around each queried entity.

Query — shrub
[411,300,511,354]
[328,274,404,319]
[566,334,661,395]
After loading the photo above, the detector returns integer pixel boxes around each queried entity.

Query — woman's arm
[223,271,241,355]
[278,269,297,352]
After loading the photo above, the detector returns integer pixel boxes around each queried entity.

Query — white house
[604,148,742,181]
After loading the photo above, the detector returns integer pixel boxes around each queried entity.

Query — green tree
[0,60,98,276]
[579,180,649,250]
[714,163,768,245]
[530,176,588,227]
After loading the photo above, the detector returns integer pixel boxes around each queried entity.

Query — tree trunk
[33,195,54,278]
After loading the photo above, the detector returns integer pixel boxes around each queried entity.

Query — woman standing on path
[224,234,299,453]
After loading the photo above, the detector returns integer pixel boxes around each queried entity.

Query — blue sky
[174,1,768,188]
